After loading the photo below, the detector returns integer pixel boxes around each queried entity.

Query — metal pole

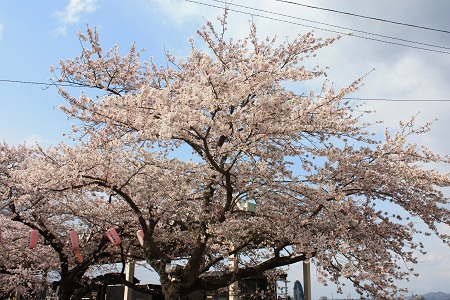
[123,259,135,300]
[303,260,311,300]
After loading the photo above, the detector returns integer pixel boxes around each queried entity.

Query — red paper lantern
[68,230,83,263]
[69,229,79,250]
[136,229,144,247]
[106,228,121,246]
[29,229,38,249]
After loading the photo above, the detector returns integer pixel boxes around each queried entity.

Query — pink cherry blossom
[2,13,450,300]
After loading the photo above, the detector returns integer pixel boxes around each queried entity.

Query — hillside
[422,292,450,300]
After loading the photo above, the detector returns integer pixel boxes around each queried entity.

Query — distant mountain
[313,292,450,300]
[422,292,450,300]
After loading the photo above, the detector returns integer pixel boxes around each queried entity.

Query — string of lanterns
[0,228,145,262]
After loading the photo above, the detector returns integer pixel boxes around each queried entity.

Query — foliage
[2,14,450,299]
[0,143,146,299]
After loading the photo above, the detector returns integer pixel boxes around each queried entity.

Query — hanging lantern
[29,229,39,249]
[136,229,144,247]
[69,229,79,250]
[106,228,121,246]
[69,229,83,263]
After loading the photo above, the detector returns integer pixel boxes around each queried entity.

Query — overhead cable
[0,79,86,88]
[343,97,450,102]
[2,79,449,102]
[208,0,450,51]
[185,0,450,55]
[275,0,450,34]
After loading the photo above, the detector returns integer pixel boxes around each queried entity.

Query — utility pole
[303,260,311,300]
[123,259,135,300]
[228,253,238,300]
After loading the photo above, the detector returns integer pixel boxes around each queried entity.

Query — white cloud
[54,0,97,35]
[150,0,216,24]
[0,23,3,40]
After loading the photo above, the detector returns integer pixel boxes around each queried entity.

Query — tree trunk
[161,282,192,300]
[59,287,74,300]
[58,276,82,300]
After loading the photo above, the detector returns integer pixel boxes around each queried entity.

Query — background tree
[0,215,54,299]
[0,143,51,299]
[15,14,450,299]
[0,143,150,299]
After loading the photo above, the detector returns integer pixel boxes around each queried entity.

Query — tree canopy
[2,14,450,300]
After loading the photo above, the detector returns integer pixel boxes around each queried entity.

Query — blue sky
[1,1,450,298]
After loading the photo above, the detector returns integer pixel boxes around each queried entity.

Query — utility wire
[365,99,450,102]
[0,79,84,88]
[210,0,450,51]
[275,0,450,34]
[2,79,449,102]
[186,0,450,54]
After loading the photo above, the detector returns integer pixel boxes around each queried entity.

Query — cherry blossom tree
[0,215,52,299]
[0,144,150,299]
[0,144,51,299]
[13,14,450,299]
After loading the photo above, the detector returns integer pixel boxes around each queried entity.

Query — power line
[2,79,449,102]
[185,0,450,55]
[0,79,84,88]
[209,0,450,51]
[275,0,450,34]
[343,97,450,102]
